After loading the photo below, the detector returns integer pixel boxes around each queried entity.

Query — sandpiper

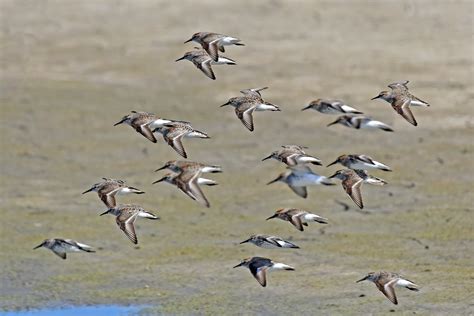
[184,32,244,62]
[266,208,328,231]
[175,49,236,80]
[33,238,95,260]
[155,160,222,174]
[355,169,387,186]
[153,170,217,208]
[262,145,322,166]
[327,115,393,132]
[82,178,145,208]
[153,121,210,158]
[327,154,392,172]
[100,204,159,244]
[328,169,365,209]
[221,95,281,131]
[267,166,334,198]
[240,234,299,249]
[357,271,420,305]
[233,257,294,287]
[114,111,172,143]
[372,80,429,126]
[302,99,363,114]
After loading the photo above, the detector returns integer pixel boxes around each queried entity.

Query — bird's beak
[183,38,192,44]
[152,177,166,184]
[261,154,273,161]
[155,165,167,172]
[175,56,186,62]
[326,160,338,167]
[371,95,381,100]
[233,262,244,268]
[356,275,369,283]
[328,172,338,179]
[220,101,230,107]
[301,105,312,111]
[327,119,339,127]
[99,210,110,216]
[82,187,93,194]
[33,242,44,250]
[239,238,250,244]
[267,176,281,185]
[114,118,126,126]
[266,214,278,220]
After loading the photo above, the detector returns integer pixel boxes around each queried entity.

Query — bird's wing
[288,185,307,199]
[342,176,364,209]
[290,213,305,231]
[133,123,157,143]
[249,262,269,287]
[378,279,399,305]
[197,58,216,80]
[184,171,210,208]
[357,155,375,164]
[282,152,300,166]
[164,129,189,158]
[235,103,257,131]
[52,249,67,260]
[206,38,221,62]
[393,97,417,126]
[98,187,120,208]
[116,211,139,244]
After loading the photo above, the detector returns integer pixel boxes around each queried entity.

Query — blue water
[0,306,141,316]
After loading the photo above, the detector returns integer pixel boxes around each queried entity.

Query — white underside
[201,166,220,173]
[219,37,239,45]
[197,178,217,185]
[118,187,134,195]
[410,100,428,107]
[290,174,326,186]
[54,245,81,253]
[275,240,292,247]
[361,120,390,129]
[297,156,321,164]
[350,162,375,169]
[211,57,236,65]
[302,213,325,222]
[149,119,172,129]
[396,279,416,287]
[186,131,207,138]
[270,263,294,271]
[75,242,92,249]
[256,104,278,111]
[138,211,156,219]
[364,178,385,185]
[340,105,360,113]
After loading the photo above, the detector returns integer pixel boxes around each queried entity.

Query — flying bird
[33,238,95,260]
[114,111,172,143]
[82,178,144,208]
[357,271,420,305]
[175,49,236,80]
[184,32,244,62]
[266,208,328,231]
[234,257,294,287]
[372,80,429,126]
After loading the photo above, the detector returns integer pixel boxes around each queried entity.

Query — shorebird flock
[34,31,431,306]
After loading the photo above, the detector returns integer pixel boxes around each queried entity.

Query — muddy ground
[1,0,473,315]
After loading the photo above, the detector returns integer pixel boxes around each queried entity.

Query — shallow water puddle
[1,306,141,316]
